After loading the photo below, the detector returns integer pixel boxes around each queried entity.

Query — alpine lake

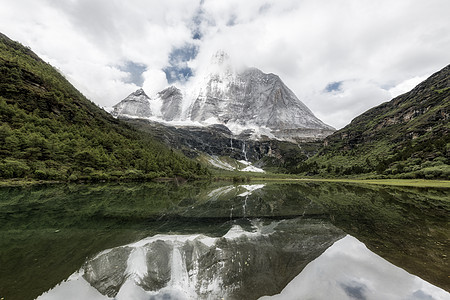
[0,181,449,300]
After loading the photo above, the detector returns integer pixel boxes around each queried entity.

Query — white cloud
[388,75,429,99]
[0,0,449,129]
[142,69,169,96]
[312,80,393,129]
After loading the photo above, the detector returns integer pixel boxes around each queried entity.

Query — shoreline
[1,177,449,189]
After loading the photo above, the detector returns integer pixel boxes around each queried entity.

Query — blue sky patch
[119,61,146,86]
[163,44,199,83]
[191,6,205,40]
[164,66,194,84]
[325,81,343,93]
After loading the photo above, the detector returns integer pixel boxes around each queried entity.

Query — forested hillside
[298,65,449,179]
[0,33,209,181]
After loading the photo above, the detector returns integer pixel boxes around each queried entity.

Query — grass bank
[209,169,450,188]
[2,172,449,189]
[289,178,450,189]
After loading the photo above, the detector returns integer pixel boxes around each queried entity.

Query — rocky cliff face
[124,118,322,171]
[158,86,183,121]
[111,88,152,118]
[190,65,333,135]
[111,51,334,142]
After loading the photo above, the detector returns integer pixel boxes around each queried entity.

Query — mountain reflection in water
[0,182,448,300]
[37,223,448,300]
[38,218,345,299]
[264,235,449,300]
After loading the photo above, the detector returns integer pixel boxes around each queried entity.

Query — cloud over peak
[1,0,449,128]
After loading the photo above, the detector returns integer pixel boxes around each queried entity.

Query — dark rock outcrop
[124,118,321,168]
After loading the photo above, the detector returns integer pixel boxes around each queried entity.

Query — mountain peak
[158,86,181,97]
[112,57,335,141]
[203,50,234,77]
[112,88,152,118]
[132,88,148,98]
[210,50,230,65]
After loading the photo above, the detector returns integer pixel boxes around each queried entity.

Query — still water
[0,182,448,299]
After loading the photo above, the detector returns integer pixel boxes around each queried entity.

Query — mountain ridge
[111,88,152,118]
[0,32,209,181]
[112,52,334,142]
[299,64,450,179]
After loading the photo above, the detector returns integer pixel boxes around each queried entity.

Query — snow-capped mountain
[111,88,152,118]
[43,218,344,299]
[158,86,183,121]
[112,51,335,141]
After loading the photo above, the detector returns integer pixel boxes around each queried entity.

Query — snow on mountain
[111,51,335,141]
[157,86,183,121]
[111,88,152,118]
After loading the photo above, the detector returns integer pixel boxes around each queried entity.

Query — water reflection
[37,229,449,300]
[0,182,448,299]
[265,235,449,300]
[38,218,345,299]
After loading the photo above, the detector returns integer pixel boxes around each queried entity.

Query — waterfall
[243,195,248,217]
[242,142,248,161]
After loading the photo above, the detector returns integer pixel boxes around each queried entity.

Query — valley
[1,31,448,183]
[0,5,449,299]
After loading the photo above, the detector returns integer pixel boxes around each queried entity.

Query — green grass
[300,66,449,179]
[3,170,449,188]
[290,178,450,189]
[0,178,61,187]
[435,87,450,94]
[207,168,450,188]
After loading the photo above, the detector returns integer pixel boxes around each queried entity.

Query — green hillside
[0,33,209,181]
[299,65,450,179]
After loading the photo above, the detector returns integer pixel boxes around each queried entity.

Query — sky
[1,0,449,129]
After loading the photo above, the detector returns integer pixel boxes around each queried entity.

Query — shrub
[0,159,30,178]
